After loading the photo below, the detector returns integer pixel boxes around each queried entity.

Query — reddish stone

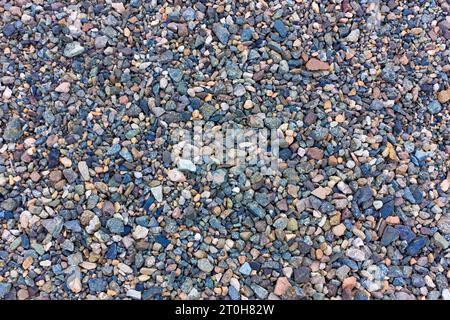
[305,58,330,71]
[306,147,324,160]
[274,277,292,296]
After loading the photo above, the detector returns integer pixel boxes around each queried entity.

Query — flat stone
[77,161,90,181]
[239,262,252,276]
[55,82,71,93]
[150,185,163,202]
[306,58,330,71]
[178,158,196,172]
[63,42,85,58]
[311,186,332,200]
[167,169,186,182]
[381,226,399,246]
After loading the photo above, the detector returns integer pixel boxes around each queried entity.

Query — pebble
[150,185,163,202]
[427,100,442,114]
[197,258,214,273]
[77,161,90,181]
[212,23,230,45]
[63,42,85,58]
[306,58,330,71]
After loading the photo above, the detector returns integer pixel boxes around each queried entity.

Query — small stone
[437,216,450,234]
[60,157,72,168]
[78,161,90,181]
[239,262,252,276]
[111,2,126,13]
[168,68,183,82]
[3,117,23,142]
[373,200,383,210]
[342,277,357,290]
[345,29,360,42]
[274,277,291,296]
[95,36,108,49]
[306,147,323,160]
[427,100,442,114]
[85,215,101,234]
[106,218,124,234]
[381,226,399,246]
[22,256,33,270]
[332,223,346,237]
[132,225,149,240]
[311,186,331,199]
[3,23,16,37]
[178,159,196,172]
[380,200,394,218]
[212,23,230,45]
[437,89,450,103]
[346,248,365,262]
[198,258,214,273]
[0,283,11,299]
[406,236,428,256]
[243,100,253,109]
[150,185,163,202]
[306,58,330,71]
[167,169,186,182]
[55,82,70,93]
[66,267,82,293]
[273,20,287,37]
[63,42,85,58]
[433,232,449,249]
[293,267,310,284]
[127,289,142,300]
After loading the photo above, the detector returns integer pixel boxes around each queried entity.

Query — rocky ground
[0,0,449,300]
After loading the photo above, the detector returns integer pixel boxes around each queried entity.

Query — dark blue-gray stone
[143,287,163,300]
[168,68,183,82]
[3,117,23,142]
[273,20,287,37]
[380,200,394,218]
[3,23,16,37]
[406,236,427,256]
[427,100,442,114]
[248,202,265,219]
[403,187,416,204]
[212,23,230,45]
[106,218,125,234]
[88,278,108,292]
[65,220,82,233]
[155,234,170,247]
[294,266,311,284]
[229,285,240,300]
[381,225,399,246]
[106,243,117,259]
[241,28,253,41]
[354,186,373,205]
[395,225,416,243]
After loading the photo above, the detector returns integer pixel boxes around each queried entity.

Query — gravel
[0,0,449,301]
